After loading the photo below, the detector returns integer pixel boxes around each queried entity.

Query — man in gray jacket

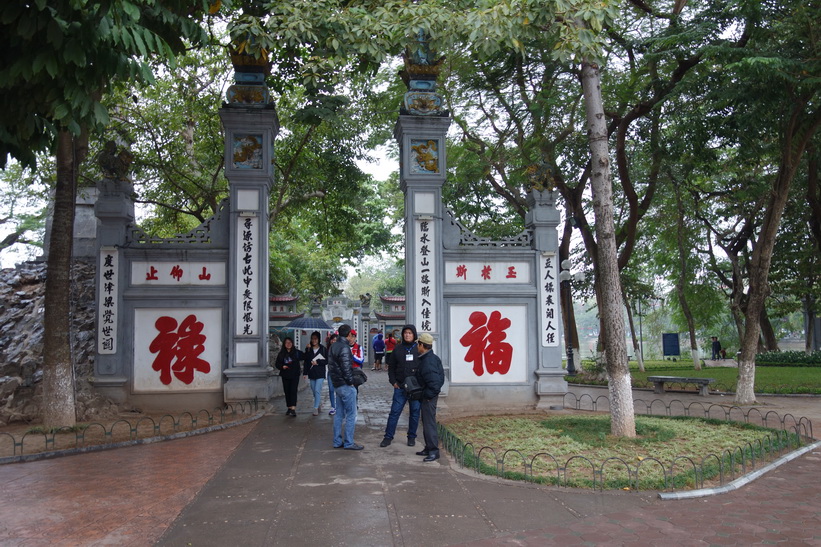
[414,332,445,462]
[327,324,363,450]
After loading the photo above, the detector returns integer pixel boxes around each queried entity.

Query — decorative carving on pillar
[399,30,448,117]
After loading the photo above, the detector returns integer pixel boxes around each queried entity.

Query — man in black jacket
[415,332,445,462]
[380,324,421,447]
[327,324,363,450]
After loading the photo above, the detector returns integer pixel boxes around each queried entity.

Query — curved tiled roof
[374,311,406,321]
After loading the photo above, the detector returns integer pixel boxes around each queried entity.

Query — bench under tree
[646,376,716,396]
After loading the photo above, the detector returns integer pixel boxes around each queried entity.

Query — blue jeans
[310,378,325,409]
[333,384,358,448]
[384,387,421,440]
[327,374,336,408]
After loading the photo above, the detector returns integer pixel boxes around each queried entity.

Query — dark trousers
[282,377,299,407]
[420,396,439,453]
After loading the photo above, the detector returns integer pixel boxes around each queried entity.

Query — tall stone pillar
[93,173,136,392]
[525,189,567,406]
[219,56,278,402]
[396,34,451,340]
[360,294,372,366]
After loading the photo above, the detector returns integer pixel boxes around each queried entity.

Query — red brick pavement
[1,385,819,546]
[0,422,255,546]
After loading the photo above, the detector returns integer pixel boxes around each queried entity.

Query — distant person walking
[711,336,722,360]
[372,332,385,371]
[327,324,363,450]
[275,337,302,417]
[326,333,338,415]
[414,332,445,462]
[303,331,327,416]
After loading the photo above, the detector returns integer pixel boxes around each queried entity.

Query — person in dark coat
[711,337,722,360]
[303,331,327,416]
[414,332,445,462]
[327,324,363,450]
[380,324,421,447]
[275,337,302,416]
[372,332,386,371]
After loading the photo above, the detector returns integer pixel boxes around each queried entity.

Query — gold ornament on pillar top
[399,30,448,116]
[399,52,445,89]
[526,162,556,192]
[226,32,274,107]
[229,40,272,74]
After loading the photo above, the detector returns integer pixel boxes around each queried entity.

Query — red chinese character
[198,267,211,280]
[506,266,517,278]
[170,265,184,281]
[459,310,513,376]
[481,265,492,280]
[149,315,210,385]
[146,266,158,280]
[456,264,467,279]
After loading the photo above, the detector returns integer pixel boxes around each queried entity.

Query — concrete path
[0,378,819,546]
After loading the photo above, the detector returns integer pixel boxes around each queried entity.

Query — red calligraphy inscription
[459,310,513,376]
[149,315,211,385]
[481,265,492,280]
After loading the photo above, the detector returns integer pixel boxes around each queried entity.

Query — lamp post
[559,259,580,376]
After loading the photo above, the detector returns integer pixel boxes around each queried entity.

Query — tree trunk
[735,100,821,404]
[673,185,701,369]
[759,307,779,351]
[42,129,86,428]
[560,215,583,364]
[623,289,645,372]
[581,61,636,437]
[806,296,817,353]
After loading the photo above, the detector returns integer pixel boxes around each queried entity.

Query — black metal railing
[439,393,815,491]
[0,399,260,461]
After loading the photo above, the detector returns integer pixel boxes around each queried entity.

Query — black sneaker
[380,438,392,447]
[407,438,416,447]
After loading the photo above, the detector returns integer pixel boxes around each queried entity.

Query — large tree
[230,0,637,434]
[1,1,212,427]
[102,42,397,299]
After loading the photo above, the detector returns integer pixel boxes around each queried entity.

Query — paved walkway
[0,379,819,546]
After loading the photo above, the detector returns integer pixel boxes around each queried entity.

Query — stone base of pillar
[90,376,129,404]
[534,370,569,409]
[224,368,276,402]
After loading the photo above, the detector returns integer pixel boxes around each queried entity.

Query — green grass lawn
[443,414,800,489]
[572,360,821,394]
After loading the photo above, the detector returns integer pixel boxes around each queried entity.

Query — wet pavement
[1,376,819,546]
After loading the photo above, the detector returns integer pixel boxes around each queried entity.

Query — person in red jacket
[385,331,397,360]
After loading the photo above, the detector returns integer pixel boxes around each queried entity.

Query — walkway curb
[658,438,821,500]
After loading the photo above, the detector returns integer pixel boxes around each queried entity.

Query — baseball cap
[349,329,357,336]
[418,332,434,345]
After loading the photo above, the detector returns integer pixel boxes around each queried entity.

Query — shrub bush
[755,350,821,367]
